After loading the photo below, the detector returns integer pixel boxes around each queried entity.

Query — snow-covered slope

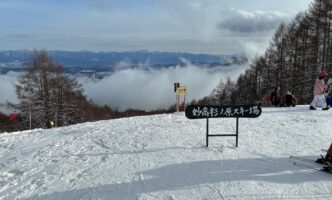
[1,105,332,200]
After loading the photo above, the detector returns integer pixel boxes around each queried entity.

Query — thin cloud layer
[0,0,313,55]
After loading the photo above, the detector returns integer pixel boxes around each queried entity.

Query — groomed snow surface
[0,105,332,200]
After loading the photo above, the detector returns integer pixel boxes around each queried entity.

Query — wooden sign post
[174,83,187,112]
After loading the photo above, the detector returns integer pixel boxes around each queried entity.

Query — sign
[176,86,187,95]
[185,104,262,147]
[185,104,261,119]
[173,83,187,112]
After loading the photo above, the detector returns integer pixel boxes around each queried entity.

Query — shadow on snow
[24,155,332,200]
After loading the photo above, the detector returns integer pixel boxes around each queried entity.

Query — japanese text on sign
[185,104,261,119]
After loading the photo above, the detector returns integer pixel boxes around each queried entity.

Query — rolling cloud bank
[79,62,246,111]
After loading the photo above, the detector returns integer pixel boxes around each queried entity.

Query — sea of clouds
[0,62,247,113]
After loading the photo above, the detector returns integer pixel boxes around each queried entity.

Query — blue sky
[0,0,314,55]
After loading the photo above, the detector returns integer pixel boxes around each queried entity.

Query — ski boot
[309,106,316,110]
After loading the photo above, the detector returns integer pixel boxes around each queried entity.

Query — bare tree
[15,49,86,129]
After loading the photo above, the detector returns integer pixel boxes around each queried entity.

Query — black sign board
[185,104,261,147]
[185,104,261,119]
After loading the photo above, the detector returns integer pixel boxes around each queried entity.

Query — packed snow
[0,105,332,200]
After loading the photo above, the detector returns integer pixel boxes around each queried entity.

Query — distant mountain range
[0,50,248,76]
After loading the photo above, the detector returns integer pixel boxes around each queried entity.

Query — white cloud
[79,63,247,111]
[0,72,19,113]
[218,9,289,33]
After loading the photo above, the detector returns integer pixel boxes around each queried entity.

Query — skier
[309,71,329,110]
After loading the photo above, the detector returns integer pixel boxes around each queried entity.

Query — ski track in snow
[0,105,332,199]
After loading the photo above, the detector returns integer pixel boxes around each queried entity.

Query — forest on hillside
[202,0,332,106]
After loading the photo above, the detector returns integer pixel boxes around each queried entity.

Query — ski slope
[0,105,332,200]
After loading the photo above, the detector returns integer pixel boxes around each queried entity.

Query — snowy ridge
[0,105,332,200]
